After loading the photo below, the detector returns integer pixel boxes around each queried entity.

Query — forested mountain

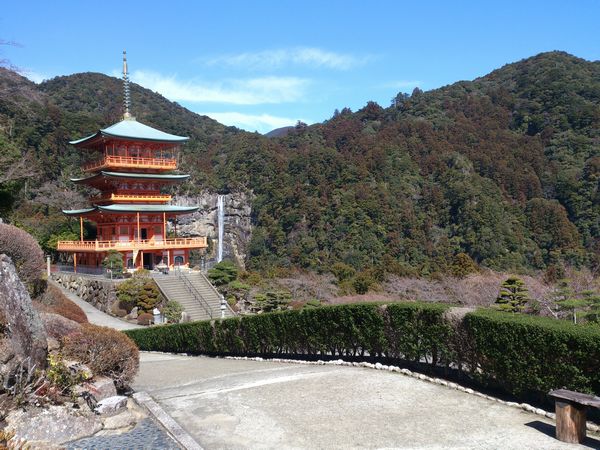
[1,51,599,278]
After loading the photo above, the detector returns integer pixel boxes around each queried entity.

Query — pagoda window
[119,226,128,235]
[174,256,184,265]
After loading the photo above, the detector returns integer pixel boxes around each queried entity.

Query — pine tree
[495,277,529,313]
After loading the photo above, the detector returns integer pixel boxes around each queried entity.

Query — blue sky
[2,1,599,133]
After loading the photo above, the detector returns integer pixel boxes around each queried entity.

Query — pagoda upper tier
[73,118,189,173]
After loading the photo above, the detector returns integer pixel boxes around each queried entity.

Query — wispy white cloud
[24,71,48,83]
[129,70,308,105]
[205,47,371,70]
[201,111,301,133]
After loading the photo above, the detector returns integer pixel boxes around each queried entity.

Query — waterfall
[217,195,224,262]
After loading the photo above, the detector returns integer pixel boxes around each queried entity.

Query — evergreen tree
[495,277,529,313]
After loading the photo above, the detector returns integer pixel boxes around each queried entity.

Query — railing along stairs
[175,269,214,319]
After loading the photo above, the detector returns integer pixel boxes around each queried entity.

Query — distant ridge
[264,126,295,138]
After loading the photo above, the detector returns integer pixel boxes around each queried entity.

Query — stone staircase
[152,271,234,322]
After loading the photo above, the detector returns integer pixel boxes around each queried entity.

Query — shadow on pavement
[525,421,600,449]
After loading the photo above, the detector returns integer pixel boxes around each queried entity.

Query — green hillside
[1,51,598,277]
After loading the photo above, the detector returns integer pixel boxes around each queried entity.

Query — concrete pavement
[48,279,141,330]
[133,353,598,449]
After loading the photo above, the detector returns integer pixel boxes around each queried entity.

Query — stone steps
[152,272,233,322]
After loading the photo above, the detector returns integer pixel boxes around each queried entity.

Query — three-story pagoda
[57,52,206,272]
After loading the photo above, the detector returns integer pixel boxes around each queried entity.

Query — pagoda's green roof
[62,207,96,216]
[70,118,189,146]
[62,204,199,216]
[71,171,190,184]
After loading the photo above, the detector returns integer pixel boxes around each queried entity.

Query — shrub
[495,276,529,313]
[0,223,45,297]
[464,309,600,397]
[137,312,153,326]
[116,271,163,312]
[124,302,600,403]
[62,324,139,388]
[39,284,88,323]
[208,260,238,286]
[102,250,124,276]
[162,301,183,323]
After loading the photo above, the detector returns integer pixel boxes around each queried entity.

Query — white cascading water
[217,195,224,262]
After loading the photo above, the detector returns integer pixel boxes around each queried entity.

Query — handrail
[84,155,177,172]
[176,270,213,319]
[199,272,236,316]
[91,193,172,203]
[57,237,207,251]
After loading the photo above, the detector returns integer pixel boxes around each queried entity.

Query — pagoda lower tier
[57,204,206,271]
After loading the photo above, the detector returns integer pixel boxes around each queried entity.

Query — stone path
[133,352,600,450]
[66,418,180,450]
[49,279,141,330]
[50,281,183,448]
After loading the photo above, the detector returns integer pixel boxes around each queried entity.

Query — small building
[57,51,206,272]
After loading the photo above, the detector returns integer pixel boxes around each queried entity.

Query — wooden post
[139,250,144,269]
[79,217,84,242]
[555,400,587,444]
[163,212,167,241]
[73,253,77,274]
[137,212,141,242]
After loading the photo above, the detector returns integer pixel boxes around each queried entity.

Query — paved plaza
[133,353,600,449]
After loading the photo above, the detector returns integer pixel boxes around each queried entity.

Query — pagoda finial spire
[122,50,133,120]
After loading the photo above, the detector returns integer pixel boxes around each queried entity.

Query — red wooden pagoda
[57,51,206,272]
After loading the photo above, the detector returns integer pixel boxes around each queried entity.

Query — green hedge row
[124,302,600,399]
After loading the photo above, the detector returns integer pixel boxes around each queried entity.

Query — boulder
[94,395,128,415]
[0,254,48,387]
[5,405,102,446]
[39,312,81,340]
[75,376,117,403]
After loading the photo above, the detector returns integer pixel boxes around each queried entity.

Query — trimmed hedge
[124,302,600,400]
[464,309,600,396]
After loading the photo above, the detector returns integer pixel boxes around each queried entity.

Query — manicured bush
[124,302,600,401]
[62,324,139,388]
[137,312,153,326]
[162,300,184,323]
[116,271,163,313]
[464,309,600,397]
[40,284,88,323]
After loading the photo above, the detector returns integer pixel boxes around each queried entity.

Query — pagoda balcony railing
[57,237,207,252]
[91,193,172,203]
[83,155,177,172]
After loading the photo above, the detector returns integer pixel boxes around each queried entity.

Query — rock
[545,412,556,419]
[5,405,102,446]
[40,312,81,339]
[75,376,117,402]
[129,307,138,319]
[447,382,458,389]
[64,360,93,381]
[174,192,254,268]
[47,337,60,352]
[0,255,48,386]
[102,409,137,430]
[180,311,191,323]
[94,395,128,415]
[465,388,474,394]
[535,408,546,416]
